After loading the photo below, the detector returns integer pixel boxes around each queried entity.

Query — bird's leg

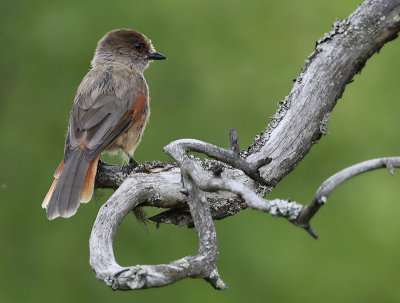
[128,156,139,167]
[123,150,152,173]
[121,149,139,169]
[98,158,113,167]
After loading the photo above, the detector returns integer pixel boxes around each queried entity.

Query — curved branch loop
[90,173,227,290]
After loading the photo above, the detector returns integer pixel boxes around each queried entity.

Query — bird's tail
[42,151,99,220]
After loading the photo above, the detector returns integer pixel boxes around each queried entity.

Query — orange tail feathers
[42,161,64,208]
[42,156,99,212]
[80,156,99,203]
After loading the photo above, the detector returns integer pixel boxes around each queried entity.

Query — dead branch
[295,157,400,232]
[90,0,400,290]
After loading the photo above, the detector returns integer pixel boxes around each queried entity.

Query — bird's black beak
[147,52,167,60]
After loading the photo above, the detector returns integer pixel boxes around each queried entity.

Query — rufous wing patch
[123,93,147,121]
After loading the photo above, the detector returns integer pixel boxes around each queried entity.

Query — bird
[42,29,166,220]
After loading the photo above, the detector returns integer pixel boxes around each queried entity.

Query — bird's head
[92,29,166,73]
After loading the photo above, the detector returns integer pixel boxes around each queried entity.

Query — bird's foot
[136,162,152,173]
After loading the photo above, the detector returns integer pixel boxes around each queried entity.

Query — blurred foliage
[0,0,399,302]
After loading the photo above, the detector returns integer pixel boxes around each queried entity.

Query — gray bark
[90,0,400,290]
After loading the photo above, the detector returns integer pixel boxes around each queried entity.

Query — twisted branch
[89,0,400,290]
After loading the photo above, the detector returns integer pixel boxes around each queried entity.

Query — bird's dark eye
[134,42,144,50]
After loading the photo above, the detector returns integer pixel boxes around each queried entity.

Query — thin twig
[295,157,400,230]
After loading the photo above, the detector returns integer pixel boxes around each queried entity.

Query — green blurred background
[1,0,399,302]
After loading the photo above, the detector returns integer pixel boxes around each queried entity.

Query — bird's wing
[64,76,148,161]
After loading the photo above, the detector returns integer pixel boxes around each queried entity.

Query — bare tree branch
[295,157,400,230]
[164,139,302,221]
[244,0,400,186]
[90,168,228,290]
[90,0,400,290]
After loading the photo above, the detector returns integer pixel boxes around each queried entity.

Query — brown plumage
[42,29,166,220]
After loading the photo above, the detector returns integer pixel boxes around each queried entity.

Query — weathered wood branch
[295,157,400,230]
[90,0,400,290]
[244,0,400,186]
[90,169,226,290]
